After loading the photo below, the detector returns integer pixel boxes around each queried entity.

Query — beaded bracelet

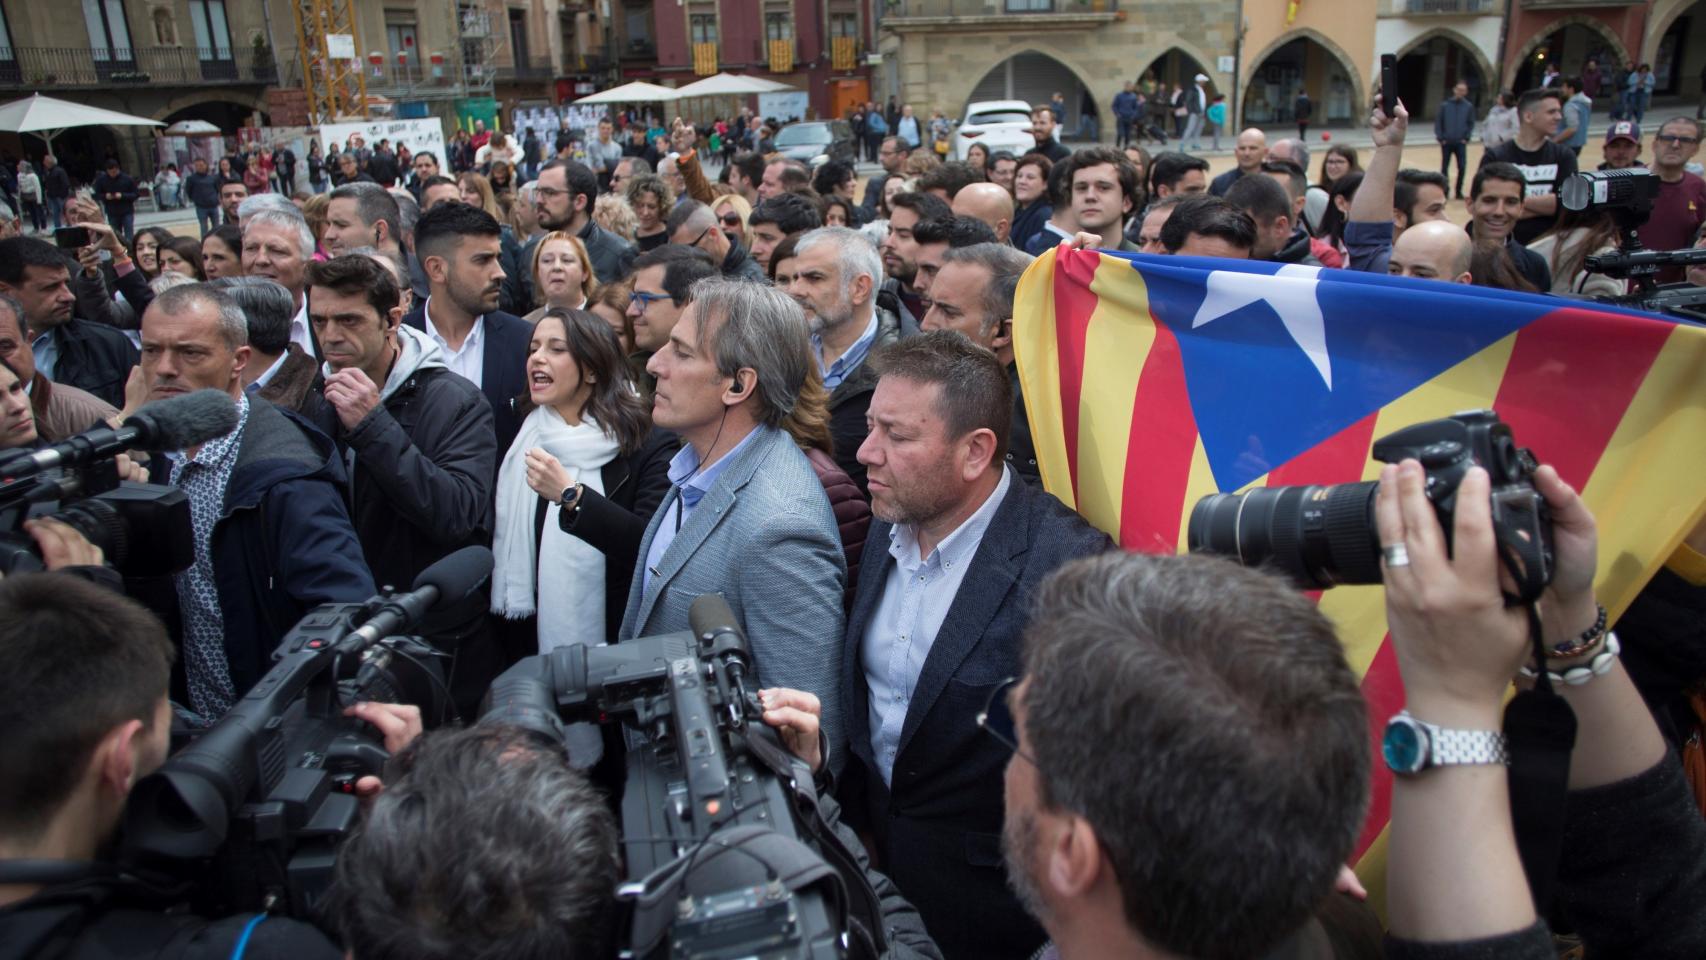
[1519,632,1621,687]
[1546,604,1608,659]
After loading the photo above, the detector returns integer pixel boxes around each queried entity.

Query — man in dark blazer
[400,202,533,460]
[840,331,1112,960]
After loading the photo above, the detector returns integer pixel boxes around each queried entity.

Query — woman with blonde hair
[593,192,638,243]
[300,193,331,259]
[624,173,674,252]
[712,193,752,249]
[458,171,503,219]
[525,231,597,322]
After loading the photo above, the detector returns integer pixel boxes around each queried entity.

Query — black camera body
[482,595,883,960]
[0,468,193,578]
[122,601,449,921]
[1188,410,1554,602]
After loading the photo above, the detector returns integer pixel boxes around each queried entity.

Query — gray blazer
[619,425,849,768]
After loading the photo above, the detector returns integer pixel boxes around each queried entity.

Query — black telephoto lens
[1187,481,1384,589]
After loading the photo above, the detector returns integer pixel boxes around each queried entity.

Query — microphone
[347,546,495,649]
[0,390,239,481]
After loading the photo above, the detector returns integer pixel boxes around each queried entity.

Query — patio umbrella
[163,119,223,137]
[673,73,798,97]
[0,93,163,155]
[574,81,683,105]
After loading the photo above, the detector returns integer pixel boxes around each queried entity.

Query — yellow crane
[291,0,370,122]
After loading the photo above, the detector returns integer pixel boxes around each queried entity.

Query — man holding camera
[0,569,343,959]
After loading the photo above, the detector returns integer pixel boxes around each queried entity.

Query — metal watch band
[1427,725,1509,767]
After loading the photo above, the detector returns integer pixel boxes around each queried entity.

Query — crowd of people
[0,75,1704,960]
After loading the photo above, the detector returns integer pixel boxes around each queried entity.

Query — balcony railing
[0,45,277,89]
[496,55,555,81]
[882,0,1119,23]
[1403,0,1493,13]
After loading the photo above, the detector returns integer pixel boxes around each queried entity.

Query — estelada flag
[1012,245,1706,903]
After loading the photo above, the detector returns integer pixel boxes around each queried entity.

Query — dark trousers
[1440,140,1469,196]
[1298,121,1310,139]
[196,205,220,237]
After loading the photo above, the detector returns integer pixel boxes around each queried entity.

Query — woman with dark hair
[488,159,515,200]
[963,141,991,173]
[1010,153,1054,253]
[158,236,207,281]
[1316,171,1363,260]
[624,173,673,252]
[821,195,857,228]
[1317,144,1361,192]
[490,308,677,667]
[766,234,802,285]
[128,227,176,280]
[588,280,636,355]
[200,224,242,279]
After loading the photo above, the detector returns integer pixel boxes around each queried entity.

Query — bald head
[1389,219,1473,284]
[1235,128,1268,173]
[951,182,1016,244]
[1268,138,1309,171]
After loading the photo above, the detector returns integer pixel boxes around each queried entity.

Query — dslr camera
[482,594,891,960]
[1188,410,1554,602]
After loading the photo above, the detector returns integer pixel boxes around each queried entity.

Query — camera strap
[1504,599,1579,916]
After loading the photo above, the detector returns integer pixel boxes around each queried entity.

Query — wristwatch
[1382,710,1509,776]
[559,482,585,525]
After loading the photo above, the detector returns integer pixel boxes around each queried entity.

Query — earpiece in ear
[729,377,745,394]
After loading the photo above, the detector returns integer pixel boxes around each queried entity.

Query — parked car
[953,100,1038,161]
[773,120,857,167]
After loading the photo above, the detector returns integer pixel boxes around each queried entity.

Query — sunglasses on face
[720,213,742,227]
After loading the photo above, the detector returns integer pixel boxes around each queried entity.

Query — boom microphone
[346,546,495,649]
[0,389,238,480]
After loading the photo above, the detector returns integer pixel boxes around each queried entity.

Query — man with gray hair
[921,243,1040,483]
[666,201,764,280]
[136,282,372,721]
[787,226,891,492]
[388,186,432,302]
[627,276,848,768]
[239,207,318,358]
[210,275,321,409]
[235,191,299,230]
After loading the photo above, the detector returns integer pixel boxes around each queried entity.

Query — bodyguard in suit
[841,331,1112,960]
[401,202,533,459]
[622,277,849,766]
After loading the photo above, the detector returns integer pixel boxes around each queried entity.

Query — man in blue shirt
[1434,81,1476,199]
[788,226,895,494]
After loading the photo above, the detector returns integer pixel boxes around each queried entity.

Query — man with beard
[840,331,1111,960]
[511,159,635,312]
[308,252,498,716]
[402,202,532,461]
[877,192,952,334]
[787,227,895,493]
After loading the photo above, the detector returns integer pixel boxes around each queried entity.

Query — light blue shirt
[642,425,770,595]
[863,465,1012,785]
[31,329,57,382]
[813,313,878,390]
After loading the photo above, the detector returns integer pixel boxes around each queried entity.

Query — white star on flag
[1189,264,1332,390]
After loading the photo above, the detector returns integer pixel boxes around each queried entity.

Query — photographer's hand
[760,687,824,773]
[1380,458,1536,943]
[23,517,106,569]
[344,701,423,755]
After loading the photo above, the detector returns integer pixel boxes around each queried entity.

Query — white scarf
[491,405,620,648]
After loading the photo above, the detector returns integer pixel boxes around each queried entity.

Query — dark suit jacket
[826,307,902,495]
[402,304,532,460]
[838,473,1112,960]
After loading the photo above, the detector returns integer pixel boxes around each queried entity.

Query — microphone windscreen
[123,390,240,451]
[412,545,494,605]
[689,593,740,642]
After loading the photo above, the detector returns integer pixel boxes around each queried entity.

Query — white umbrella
[674,73,798,97]
[0,93,163,155]
[574,81,683,105]
[163,119,223,137]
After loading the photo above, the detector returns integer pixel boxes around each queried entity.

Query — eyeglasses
[977,677,1039,768]
[689,226,714,247]
[630,290,670,312]
[534,185,569,199]
[1657,135,1702,146]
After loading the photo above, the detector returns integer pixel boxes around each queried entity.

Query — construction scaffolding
[291,0,369,122]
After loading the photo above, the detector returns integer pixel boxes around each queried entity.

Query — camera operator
[1376,459,1706,957]
[331,691,942,960]
[0,570,342,959]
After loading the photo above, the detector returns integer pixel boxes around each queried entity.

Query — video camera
[481,594,890,960]
[120,546,493,921]
[1560,169,1706,320]
[1187,410,1554,602]
[0,390,239,576]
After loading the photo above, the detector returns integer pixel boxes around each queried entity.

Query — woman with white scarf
[491,307,659,652]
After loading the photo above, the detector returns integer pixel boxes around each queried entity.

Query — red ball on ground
[1321,131,1331,141]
